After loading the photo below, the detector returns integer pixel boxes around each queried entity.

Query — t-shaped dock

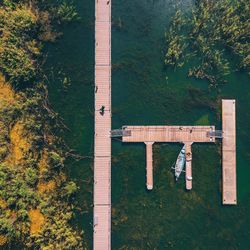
[119,100,236,205]
[122,125,215,191]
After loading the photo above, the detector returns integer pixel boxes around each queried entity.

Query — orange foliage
[8,122,31,165]
[0,73,15,104]
[37,180,56,194]
[28,209,45,235]
[0,235,7,246]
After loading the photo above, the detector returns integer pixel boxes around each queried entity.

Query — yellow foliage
[0,235,7,246]
[38,150,57,193]
[0,199,7,209]
[28,209,45,235]
[0,73,15,104]
[8,121,31,164]
[38,180,56,194]
[0,74,34,164]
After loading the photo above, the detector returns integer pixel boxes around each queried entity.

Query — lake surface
[44,0,250,249]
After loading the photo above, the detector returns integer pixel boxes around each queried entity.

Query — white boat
[174,145,186,181]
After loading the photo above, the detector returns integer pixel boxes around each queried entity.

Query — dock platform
[122,126,215,190]
[122,126,215,143]
[120,99,237,204]
[222,100,237,205]
[94,0,111,249]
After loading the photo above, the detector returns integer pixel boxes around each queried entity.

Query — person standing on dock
[100,106,105,116]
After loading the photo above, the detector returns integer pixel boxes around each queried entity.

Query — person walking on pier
[100,106,105,116]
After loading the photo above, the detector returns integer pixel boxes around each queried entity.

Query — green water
[44,0,250,249]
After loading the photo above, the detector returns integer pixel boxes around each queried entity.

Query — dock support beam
[185,142,193,190]
[145,142,154,190]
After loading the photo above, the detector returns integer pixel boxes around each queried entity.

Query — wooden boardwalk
[222,100,237,205]
[122,126,215,143]
[121,99,237,204]
[122,126,215,190]
[94,0,111,249]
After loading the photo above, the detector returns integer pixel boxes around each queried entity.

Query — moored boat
[174,144,186,181]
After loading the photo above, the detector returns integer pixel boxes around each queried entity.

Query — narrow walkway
[94,0,111,249]
[222,100,236,205]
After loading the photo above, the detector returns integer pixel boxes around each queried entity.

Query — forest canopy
[165,0,250,86]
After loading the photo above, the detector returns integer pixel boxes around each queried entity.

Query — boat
[174,144,186,181]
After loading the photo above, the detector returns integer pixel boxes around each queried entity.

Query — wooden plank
[94,0,111,248]
[95,111,111,157]
[94,157,111,204]
[95,0,111,22]
[222,100,237,205]
[95,5,111,66]
[95,66,111,110]
[94,205,111,249]
[145,142,154,190]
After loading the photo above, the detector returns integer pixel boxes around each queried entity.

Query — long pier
[94,0,111,249]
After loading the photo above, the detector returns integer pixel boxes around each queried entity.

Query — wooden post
[145,142,154,190]
[185,142,193,190]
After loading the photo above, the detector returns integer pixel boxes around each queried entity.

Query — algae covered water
[45,0,250,249]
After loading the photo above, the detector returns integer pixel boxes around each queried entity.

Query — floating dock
[121,106,237,204]
[222,100,237,205]
[94,0,111,249]
[122,126,215,190]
